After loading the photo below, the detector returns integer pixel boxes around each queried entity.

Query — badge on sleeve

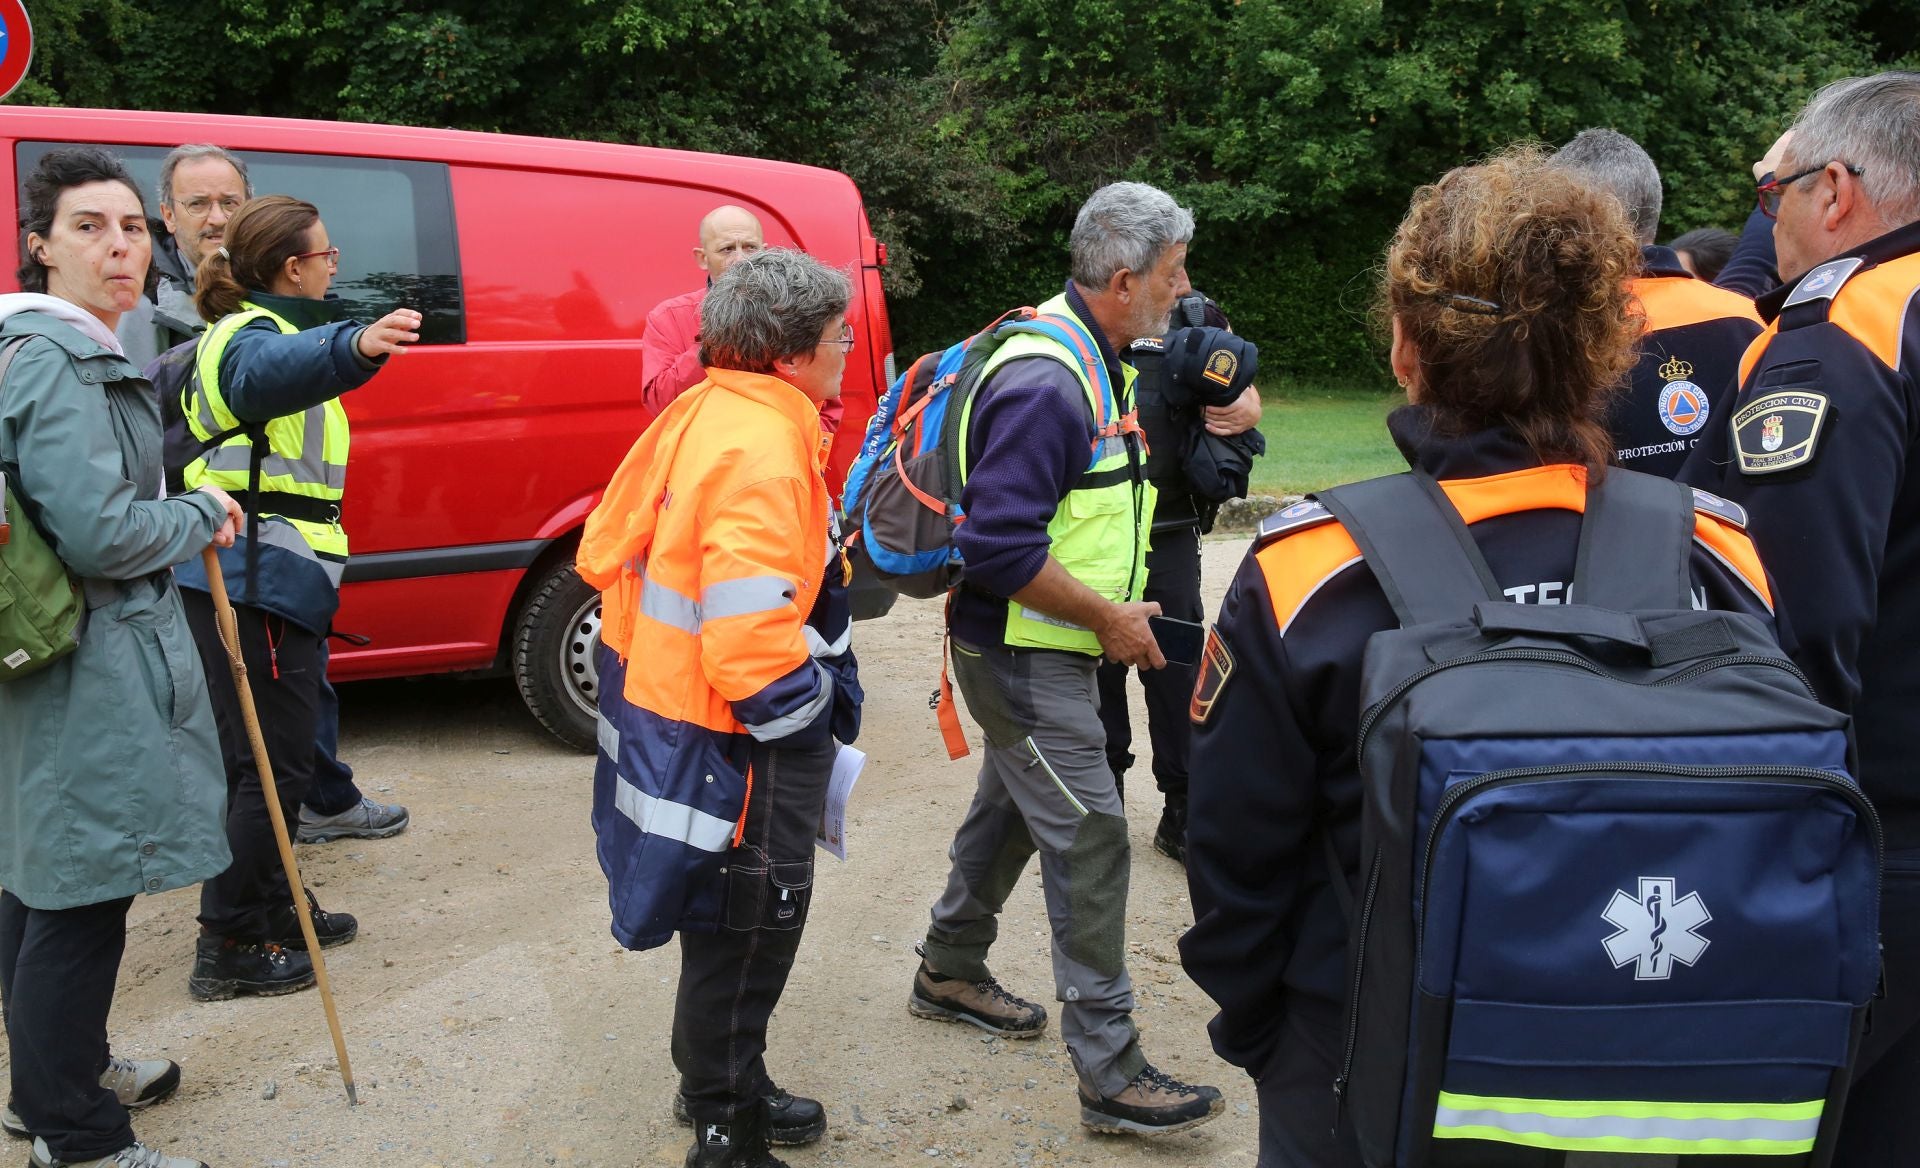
[1733,390,1831,475]
[1189,626,1235,725]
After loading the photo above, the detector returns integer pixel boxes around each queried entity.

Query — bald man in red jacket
[641,204,843,433]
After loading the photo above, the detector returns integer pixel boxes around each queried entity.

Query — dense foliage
[11,0,1914,372]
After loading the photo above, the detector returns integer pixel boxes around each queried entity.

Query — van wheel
[512,561,602,753]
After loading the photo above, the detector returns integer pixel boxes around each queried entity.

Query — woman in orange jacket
[578,248,860,1168]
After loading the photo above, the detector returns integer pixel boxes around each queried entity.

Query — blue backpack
[844,308,1114,599]
[1314,470,1881,1167]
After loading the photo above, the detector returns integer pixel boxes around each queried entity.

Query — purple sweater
[951,283,1128,650]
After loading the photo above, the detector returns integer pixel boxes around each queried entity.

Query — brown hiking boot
[907,956,1047,1038]
[1079,1064,1224,1136]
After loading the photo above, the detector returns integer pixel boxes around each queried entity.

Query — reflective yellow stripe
[1433,1092,1821,1155]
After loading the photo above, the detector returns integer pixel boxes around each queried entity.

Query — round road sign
[0,1,34,103]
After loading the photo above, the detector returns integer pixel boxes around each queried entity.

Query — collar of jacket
[1755,219,1920,323]
[1641,244,1693,280]
[243,290,347,330]
[0,305,136,372]
[1061,281,1129,389]
[150,225,191,288]
[1388,404,1552,480]
[701,366,830,461]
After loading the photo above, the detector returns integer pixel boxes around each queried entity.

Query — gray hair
[1069,182,1195,289]
[1552,129,1663,244]
[158,144,253,208]
[1787,71,1920,227]
[700,248,852,373]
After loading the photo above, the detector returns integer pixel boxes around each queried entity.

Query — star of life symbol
[1602,876,1711,980]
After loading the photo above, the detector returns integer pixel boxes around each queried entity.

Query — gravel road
[6,539,1261,1168]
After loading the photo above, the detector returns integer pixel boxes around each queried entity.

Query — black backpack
[1315,469,1881,1167]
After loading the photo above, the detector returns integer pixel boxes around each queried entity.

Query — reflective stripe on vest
[1432,1092,1822,1156]
[182,305,351,559]
[962,294,1155,655]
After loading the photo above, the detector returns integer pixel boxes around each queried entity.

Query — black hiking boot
[267,890,358,950]
[674,1087,825,1146]
[188,935,315,1001]
[1152,803,1187,865]
[1079,1063,1224,1136]
[684,1100,789,1167]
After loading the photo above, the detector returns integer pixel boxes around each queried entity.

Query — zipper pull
[1330,1075,1347,1135]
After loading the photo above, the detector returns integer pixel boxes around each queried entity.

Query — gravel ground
[4,539,1262,1168]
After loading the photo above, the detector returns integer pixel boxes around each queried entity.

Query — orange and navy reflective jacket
[1179,409,1778,1076]
[1612,245,1762,478]
[578,366,856,950]
[1680,219,1920,853]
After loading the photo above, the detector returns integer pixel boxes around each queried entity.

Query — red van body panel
[0,108,887,694]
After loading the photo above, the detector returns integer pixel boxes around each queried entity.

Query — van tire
[512,561,602,753]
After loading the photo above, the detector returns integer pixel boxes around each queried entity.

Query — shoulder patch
[1782,256,1866,316]
[1189,625,1235,725]
[1255,499,1336,547]
[1688,487,1747,529]
[1733,389,1831,475]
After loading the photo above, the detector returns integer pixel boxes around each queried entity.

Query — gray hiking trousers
[922,638,1147,1097]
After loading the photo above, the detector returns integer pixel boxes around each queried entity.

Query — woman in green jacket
[0,148,240,1168]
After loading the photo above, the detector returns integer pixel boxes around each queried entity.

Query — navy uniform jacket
[1181,408,1779,1075]
[1612,246,1762,478]
[1680,220,1920,855]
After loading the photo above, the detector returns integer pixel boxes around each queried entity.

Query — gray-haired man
[114,144,252,367]
[1679,72,1920,1163]
[908,182,1224,1136]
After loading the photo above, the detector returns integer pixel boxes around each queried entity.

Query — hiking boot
[297,795,409,843]
[907,955,1047,1038]
[9,1054,187,1137]
[266,890,358,951]
[673,1087,825,1146]
[1151,804,1186,865]
[188,935,315,1001]
[29,1137,209,1168]
[1079,1063,1224,1136]
[684,1100,789,1168]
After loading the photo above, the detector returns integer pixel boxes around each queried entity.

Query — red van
[0,108,894,749]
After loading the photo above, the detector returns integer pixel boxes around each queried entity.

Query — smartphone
[1148,615,1206,667]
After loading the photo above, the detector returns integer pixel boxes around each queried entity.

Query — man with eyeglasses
[1679,71,1920,1163]
[113,144,250,367]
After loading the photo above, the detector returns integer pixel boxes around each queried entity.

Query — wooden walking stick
[200,545,358,1105]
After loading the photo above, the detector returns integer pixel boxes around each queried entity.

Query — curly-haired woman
[1178,147,1787,1168]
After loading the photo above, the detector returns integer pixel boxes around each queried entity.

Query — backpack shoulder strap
[1315,472,1503,627]
[1572,470,1694,611]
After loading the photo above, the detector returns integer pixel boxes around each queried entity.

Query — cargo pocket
[1057,489,1132,599]
[722,850,814,932]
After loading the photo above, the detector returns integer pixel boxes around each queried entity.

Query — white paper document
[815,744,867,860]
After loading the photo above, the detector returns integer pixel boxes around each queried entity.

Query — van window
[16,142,466,344]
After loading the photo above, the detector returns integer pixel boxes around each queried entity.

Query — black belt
[231,490,341,526]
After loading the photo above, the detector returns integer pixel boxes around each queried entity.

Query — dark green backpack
[0,337,85,682]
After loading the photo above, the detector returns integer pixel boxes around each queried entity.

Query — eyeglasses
[1756,162,1864,218]
[177,196,243,218]
[817,324,855,353]
[291,246,341,270]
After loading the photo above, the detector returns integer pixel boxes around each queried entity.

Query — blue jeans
[305,642,363,817]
